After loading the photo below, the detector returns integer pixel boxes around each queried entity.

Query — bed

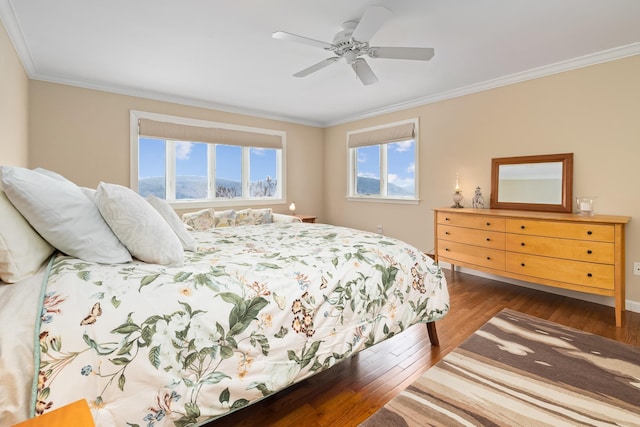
[0,166,449,426]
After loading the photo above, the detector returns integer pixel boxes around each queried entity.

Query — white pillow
[33,167,68,181]
[80,186,97,201]
[272,213,302,223]
[0,166,131,264]
[146,195,196,251]
[0,188,55,283]
[96,182,184,266]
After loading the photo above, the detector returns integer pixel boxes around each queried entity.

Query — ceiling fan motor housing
[332,21,368,63]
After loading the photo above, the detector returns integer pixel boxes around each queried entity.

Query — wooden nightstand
[295,215,318,223]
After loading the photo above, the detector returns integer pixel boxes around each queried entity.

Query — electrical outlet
[377,225,383,234]
[634,262,640,276]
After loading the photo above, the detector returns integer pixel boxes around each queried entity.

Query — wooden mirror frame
[490,153,573,213]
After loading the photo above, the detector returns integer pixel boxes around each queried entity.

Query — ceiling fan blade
[293,57,341,77]
[351,58,378,85]
[351,6,392,43]
[272,31,333,50]
[369,46,435,61]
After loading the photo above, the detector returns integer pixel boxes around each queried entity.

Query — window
[131,111,286,208]
[348,119,418,202]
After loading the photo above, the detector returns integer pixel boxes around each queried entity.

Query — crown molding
[0,0,36,75]
[32,73,323,128]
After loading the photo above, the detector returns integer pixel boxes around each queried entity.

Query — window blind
[347,122,415,148]
[138,118,282,149]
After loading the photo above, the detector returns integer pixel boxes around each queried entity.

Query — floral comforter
[33,223,449,426]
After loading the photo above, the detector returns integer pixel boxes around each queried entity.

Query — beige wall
[324,55,640,308]
[28,81,325,219]
[0,18,29,166]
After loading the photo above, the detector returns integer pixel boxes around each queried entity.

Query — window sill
[346,196,420,205]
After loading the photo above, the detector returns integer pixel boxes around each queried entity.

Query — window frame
[130,110,287,209]
[346,118,420,204]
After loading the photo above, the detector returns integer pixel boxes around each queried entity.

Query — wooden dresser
[433,208,630,326]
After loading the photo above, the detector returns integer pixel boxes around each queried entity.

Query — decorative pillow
[146,195,196,251]
[96,182,184,266]
[0,187,55,283]
[0,166,131,264]
[250,208,273,225]
[214,209,236,228]
[234,208,252,226]
[182,208,216,231]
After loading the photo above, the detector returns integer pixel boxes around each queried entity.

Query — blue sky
[357,140,415,190]
[139,138,275,182]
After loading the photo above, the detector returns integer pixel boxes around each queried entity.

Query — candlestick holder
[576,196,595,215]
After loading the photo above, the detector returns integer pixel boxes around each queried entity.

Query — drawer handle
[520,242,525,246]
[486,238,491,242]
[486,222,491,226]
[587,250,593,255]
[486,256,491,260]
[587,273,593,278]
[520,225,525,230]
[521,263,525,267]
[445,231,450,235]
[587,231,593,235]
[445,217,450,221]
[445,248,450,252]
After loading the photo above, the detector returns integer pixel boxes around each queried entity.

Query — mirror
[490,153,573,213]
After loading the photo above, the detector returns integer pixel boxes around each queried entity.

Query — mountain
[139,175,412,199]
[138,176,241,199]
[357,176,413,196]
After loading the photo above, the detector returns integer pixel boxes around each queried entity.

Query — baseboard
[439,262,640,314]
[626,299,640,313]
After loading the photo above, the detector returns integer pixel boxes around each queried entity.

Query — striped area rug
[361,309,640,427]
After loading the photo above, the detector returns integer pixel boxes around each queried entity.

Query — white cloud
[175,141,193,160]
[389,173,415,190]
[358,172,379,179]
[407,162,415,174]
[392,140,413,152]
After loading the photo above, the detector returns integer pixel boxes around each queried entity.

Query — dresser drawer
[505,253,614,291]
[437,240,505,270]
[438,225,505,249]
[437,212,505,231]
[506,219,614,242]
[506,234,614,264]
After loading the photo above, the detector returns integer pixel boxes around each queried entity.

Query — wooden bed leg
[426,322,439,346]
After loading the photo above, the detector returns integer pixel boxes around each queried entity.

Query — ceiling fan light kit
[272,5,434,85]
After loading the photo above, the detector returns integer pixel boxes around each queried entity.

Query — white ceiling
[2,0,640,127]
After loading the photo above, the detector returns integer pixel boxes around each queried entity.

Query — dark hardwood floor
[208,269,640,426]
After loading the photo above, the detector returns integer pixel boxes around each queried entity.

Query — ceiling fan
[272,5,434,85]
